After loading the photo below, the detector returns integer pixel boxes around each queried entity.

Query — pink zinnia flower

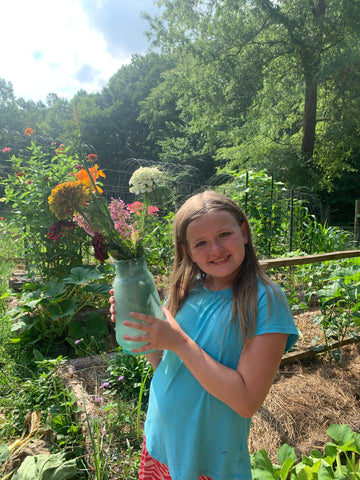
[147,205,159,216]
[127,201,144,216]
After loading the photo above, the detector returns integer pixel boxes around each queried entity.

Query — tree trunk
[301,73,318,159]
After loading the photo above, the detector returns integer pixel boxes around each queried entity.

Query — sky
[0,0,159,103]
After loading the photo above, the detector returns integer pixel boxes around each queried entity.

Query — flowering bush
[48,159,163,262]
[3,137,92,279]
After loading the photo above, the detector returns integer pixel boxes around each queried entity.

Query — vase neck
[114,256,147,275]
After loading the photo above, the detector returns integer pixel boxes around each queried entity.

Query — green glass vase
[113,256,165,355]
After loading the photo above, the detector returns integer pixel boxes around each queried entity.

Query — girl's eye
[219,232,231,238]
[195,240,206,248]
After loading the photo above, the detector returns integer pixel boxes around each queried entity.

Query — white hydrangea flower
[129,166,163,195]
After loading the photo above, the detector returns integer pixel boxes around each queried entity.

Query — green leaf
[11,451,78,480]
[252,449,275,474]
[63,266,105,284]
[310,449,324,459]
[86,312,109,337]
[317,463,337,480]
[47,299,77,320]
[327,424,354,446]
[0,443,9,466]
[83,282,112,294]
[42,279,67,297]
[277,444,296,464]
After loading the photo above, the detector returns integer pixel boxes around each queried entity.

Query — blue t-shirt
[144,280,299,480]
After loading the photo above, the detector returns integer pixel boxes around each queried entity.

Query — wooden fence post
[355,199,360,246]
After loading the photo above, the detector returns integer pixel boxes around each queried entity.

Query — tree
[144,0,360,192]
[74,53,173,171]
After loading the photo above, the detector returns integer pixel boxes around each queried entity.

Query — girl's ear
[182,244,193,260]
[241,222,249,245]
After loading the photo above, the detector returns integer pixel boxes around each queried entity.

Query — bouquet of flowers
[48,155,163,262]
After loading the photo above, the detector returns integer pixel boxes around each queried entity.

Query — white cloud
[0,0,138,102]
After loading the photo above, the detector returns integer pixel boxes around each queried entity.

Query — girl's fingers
[129,312,155,324]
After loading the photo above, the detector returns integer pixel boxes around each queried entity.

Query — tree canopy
[1,0,360,225]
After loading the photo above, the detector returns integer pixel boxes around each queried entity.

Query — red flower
[127,201,143,215]
[92,232,109,262]
[47,220,75,241]
[87,154,98,162]
[24,128,33,136]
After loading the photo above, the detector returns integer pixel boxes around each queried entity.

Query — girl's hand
[123,306,186,354]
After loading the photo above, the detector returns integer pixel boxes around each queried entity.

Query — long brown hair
[167,190,274,341]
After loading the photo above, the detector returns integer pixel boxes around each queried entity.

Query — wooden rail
[259,250,360,270]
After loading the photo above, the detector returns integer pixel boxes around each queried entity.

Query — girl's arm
[123,307,288,417]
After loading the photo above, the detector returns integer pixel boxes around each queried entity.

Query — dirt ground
[249,341,360,461]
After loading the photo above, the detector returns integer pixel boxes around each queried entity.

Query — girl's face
[185,209,248,291]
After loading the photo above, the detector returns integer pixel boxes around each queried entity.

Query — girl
[110,190,298,480]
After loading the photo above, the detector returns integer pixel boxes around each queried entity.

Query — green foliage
[8,265,112,355]
[2,141,92,279]
[226,170,353,258]
[308,264,360,362]
[11,451,79,480]
[106,352,153,405]
[143,212,174,277]
[251,424,360,479]
[0,356,82,447]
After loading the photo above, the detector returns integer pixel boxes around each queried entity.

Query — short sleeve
[255,281,299,353]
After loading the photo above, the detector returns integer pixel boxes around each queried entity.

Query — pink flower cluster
[1,147,11,153]
[128,201,159,216]
[109,198,135,241]
[73,213,96,237]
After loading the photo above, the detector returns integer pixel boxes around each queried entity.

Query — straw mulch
[249,342,360,461]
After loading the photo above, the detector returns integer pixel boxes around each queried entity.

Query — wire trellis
[101,158,207,211]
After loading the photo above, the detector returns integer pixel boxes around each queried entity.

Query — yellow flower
[48,181,91,220]
[76,165,105,193]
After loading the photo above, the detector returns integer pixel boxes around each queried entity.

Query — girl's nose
[209,238,223,253]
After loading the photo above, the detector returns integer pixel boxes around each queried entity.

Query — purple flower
[118,375,125,381]
[95,397,104,402]
[74,338,83,345]
[100,381,110,389]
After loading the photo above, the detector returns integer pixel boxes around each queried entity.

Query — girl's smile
[186,209,248,290]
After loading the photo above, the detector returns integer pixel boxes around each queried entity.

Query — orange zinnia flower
[24,128,33,136]
[76,164,105,193]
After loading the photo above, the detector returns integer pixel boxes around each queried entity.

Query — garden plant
[0,134,360,478]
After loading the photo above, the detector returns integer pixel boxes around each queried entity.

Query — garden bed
[59,311,360,474]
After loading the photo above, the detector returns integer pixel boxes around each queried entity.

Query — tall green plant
[226,170,353,257]
[2,140,92,279]
[309,265,360,362]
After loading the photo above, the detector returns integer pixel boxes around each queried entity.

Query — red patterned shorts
[139,437,213,480]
